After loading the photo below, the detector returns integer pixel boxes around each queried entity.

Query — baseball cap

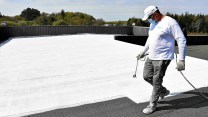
[142,6,158,21]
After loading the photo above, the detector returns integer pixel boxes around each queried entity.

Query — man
[137,6,186,114]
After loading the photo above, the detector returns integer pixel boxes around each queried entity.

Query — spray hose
[175,53,208,101]
[133,53,208,101]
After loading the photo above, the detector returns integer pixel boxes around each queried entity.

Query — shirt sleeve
[171,24,187,60]
[143,36,149,53]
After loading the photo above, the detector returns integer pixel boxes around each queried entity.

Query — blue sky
[1,0,208,21]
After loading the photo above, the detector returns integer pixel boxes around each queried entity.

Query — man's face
[148,13,155,20]
[148,12,159,23]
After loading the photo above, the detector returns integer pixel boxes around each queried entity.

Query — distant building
[1,22,7,26]
[132,23,136,26]
[104,24,113,26]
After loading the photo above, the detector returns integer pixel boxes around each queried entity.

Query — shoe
[143,105,156,114]
[159,89,170,101]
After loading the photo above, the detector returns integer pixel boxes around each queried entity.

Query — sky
[1,0,208,21]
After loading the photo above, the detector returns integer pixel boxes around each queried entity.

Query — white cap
[142,6,158,21]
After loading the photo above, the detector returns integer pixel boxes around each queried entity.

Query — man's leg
[143,57,154,85]
[143,57,168,92]
[150,60,171,106]
[143,60,170,114]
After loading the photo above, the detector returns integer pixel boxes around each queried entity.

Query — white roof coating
[0,34,208,117]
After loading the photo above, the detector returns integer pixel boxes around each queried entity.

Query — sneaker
[143,105,156,114]
[159,89,170,101]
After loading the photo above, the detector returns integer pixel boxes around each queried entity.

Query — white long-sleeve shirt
[143,16,186,60]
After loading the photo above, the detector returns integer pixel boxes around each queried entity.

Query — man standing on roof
[137,6,186,114]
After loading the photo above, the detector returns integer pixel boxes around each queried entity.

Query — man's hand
[177,60,185,71]
[136,52,145,60]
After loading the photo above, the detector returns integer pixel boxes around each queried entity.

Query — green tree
[20,8,41,21]
[63,12,95,25]
[0,16,18,23]
[48,13,57,24]
[14,15,24,21]
[127,17,136,26]
[195,15,205,32]
[127,17,144,26]
[53,19,68,26]
[204,16,208,33]
[35,12,50,25]
[2,21,19,26]
[93,18,105,26]
[61,9,65,18]
[18,21,27,26]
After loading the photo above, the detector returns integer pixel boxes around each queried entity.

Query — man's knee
[152,75,163,86]
[143,75,153,83]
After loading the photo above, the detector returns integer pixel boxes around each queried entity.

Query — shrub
[0,21,19,26]
[53,20,68,26]
[18,21,28,26]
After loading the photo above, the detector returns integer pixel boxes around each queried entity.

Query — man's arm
[171,23,186,71]
[171,24,187,60]
[137,37,150,59]
[143,36,150,53]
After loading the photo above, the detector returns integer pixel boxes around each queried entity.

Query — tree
[127,17,135,26]
[94,18,105,26]
[204,16,208,33]
[61,9,65,18]
[63,12,95,25]
[53,19,68,26]
[194,14,205,32]
[35,12,49,25]
[14,15,24,21]
[20,8,41,21]
[48,13,57,24]
[127,17,143,26]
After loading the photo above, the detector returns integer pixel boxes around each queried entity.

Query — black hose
[175,53,208,101]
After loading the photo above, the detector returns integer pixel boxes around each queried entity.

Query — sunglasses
[148,13,155,19]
